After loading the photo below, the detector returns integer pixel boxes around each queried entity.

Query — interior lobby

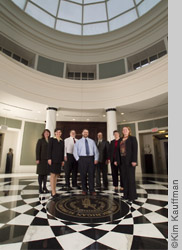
[0,0,168,249]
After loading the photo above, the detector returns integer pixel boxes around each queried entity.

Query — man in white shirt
[64,130,79,190]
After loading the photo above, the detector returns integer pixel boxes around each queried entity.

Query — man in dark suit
[95,132,109,190]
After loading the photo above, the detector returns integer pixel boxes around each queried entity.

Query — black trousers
[95,162,108,188]
[64,153,78,187]
[121,156,137,200]
[78,156,95,192]
[111,162,123,187]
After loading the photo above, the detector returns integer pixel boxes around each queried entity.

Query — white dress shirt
[64,136,78,156]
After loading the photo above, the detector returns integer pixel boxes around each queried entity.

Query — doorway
[0,130,19,173]
[139,130,168,174]
[56,121,107,140]
[0,133,4,169]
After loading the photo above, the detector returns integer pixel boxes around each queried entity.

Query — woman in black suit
[48,128,64,198]
[109,130,124,192]
[117,127,138,202]
[36,129,50,194]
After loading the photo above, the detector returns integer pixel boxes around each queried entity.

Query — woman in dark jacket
[117,127,138,202]
[36,129,50,194]
[48,128,64,198]
[109,130,123,192]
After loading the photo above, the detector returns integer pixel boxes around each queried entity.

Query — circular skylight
[11,0,161,36]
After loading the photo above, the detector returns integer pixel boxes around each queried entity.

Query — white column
[34,54,39,70]
[106,108,117,174]
[124,57,128,73]
[96,64,99,80]
[164,36,168,53]
[46,107,57,138]
[106,108,117,142]
[63,62,67,78]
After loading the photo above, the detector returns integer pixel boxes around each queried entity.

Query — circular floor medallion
[47,194,129,223]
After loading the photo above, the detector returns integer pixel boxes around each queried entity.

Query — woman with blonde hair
[117,127,138,202]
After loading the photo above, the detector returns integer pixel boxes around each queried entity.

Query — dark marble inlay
[131,236,168,249]
[0,210,21,223]
[81,228,108,240]
[112,225,133,234]
[154,222,168,239]
[21,237,63,250]
[51,225,76,236]
[0,225,28,244]
[83,241,116,250]
[146,199,168,207]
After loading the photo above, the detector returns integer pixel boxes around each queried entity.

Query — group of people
[36,126,138,202]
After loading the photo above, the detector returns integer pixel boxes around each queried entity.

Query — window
[67,71,95,80]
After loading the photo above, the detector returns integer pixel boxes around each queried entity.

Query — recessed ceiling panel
[26,2,55,28]
[58,0,82,23]
[107,0,135,19]
[31,0,59,16]
[109,9,138,31]
[83,22,108,35]
[84,3,107,23]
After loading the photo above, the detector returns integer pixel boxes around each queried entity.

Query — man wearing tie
[64,130,79,190]
[73,129,99,195]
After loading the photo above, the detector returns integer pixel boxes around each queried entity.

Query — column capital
[106,108,116,112]
[46,107,57,111]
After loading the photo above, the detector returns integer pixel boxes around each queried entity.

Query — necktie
[85,138,90,155]
[73,138,76,144]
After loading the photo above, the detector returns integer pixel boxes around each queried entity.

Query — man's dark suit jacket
[96,140,109,163]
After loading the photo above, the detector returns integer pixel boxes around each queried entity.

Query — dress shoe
[82,191,87,195]
[51,193,59,198]
[39,188,44,194]
[91,192,96,196]
[43,187,49,193]
[114,188,118,193]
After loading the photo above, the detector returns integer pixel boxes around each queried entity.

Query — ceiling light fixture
[121,113,124,115]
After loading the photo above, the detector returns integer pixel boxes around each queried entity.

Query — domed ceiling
[11,0,161,35]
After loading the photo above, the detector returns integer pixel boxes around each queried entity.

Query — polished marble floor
[0,173,168,250]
